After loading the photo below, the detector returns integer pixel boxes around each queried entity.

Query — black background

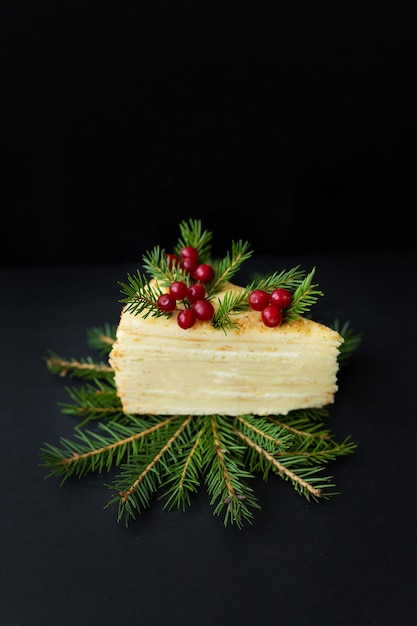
[2,3,417,625]
[2,2,416,267]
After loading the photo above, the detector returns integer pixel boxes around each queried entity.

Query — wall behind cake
[2,2,416,267]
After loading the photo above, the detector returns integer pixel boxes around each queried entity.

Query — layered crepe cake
[109,227,344,417]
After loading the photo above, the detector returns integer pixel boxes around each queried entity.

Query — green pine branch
[233,413,355,500]
[160,426,206,512]
[333,319,363,368]
[203,415,261,528]
[140,219,215,288]
[40,415,176,483]
[212,267,324,332]
[58,379,126,428]
[284,267,324,321]
[174,218,213,263]
[207,240,253,295]
[250,266,306,292]
[87,323,117,355]
[106,415,195,524]
[141,245,190,288]
[117,269,168,318]
[45,352,113,380]
[212,287,253,331]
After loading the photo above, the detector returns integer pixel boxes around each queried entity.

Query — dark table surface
[2,250,416,626]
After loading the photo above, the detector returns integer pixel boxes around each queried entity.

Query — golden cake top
[117,278,343,348]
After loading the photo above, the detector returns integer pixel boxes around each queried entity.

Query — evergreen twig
[45,352,113,380]
[174,218,213,263]
[87,323,117,355]
[333,319,363,367]
[207,240,253,295]
[58,379,126,428]
[284,268,323,321]
[117,269,167,318]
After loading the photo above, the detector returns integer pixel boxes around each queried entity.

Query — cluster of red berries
[157,244,294,330]
[157,246,216,329]
[248,288,293,327]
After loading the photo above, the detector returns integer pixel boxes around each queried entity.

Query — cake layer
[109,284,343,416]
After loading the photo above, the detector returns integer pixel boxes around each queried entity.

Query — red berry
[169,281,188,300]
[177,308,196,329]
[270,288,293,310]
[187,283,206,303]
[181,257,199,274]
[180,246,199,262]
[157,293,176,312]
[165,253,180,269]
[194,263,215,283]
[261,305,283,327]
[192,299,215,321]
[248,289,269,311]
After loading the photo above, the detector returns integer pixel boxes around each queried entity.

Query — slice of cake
[110,282,343,416]
[109,219,343,417]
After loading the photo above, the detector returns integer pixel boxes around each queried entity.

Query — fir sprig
[250,266,306,292]
[45,352,113,380]
[141,245,189,287]
[244,267,323,322]
[41,415,174,482]
[212,286,253,331]
[233,413,355,500]
[207,239,253,295]
[160,426,205,512]
[87,323,117,355]
[58,379,126,428]
[174,218,213,263]
[284,267,323,321]
[204,415,261,528]
[117,269,167,318]
[333,319,363,368]
[211,267,322,331]
[107,415,195,524]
